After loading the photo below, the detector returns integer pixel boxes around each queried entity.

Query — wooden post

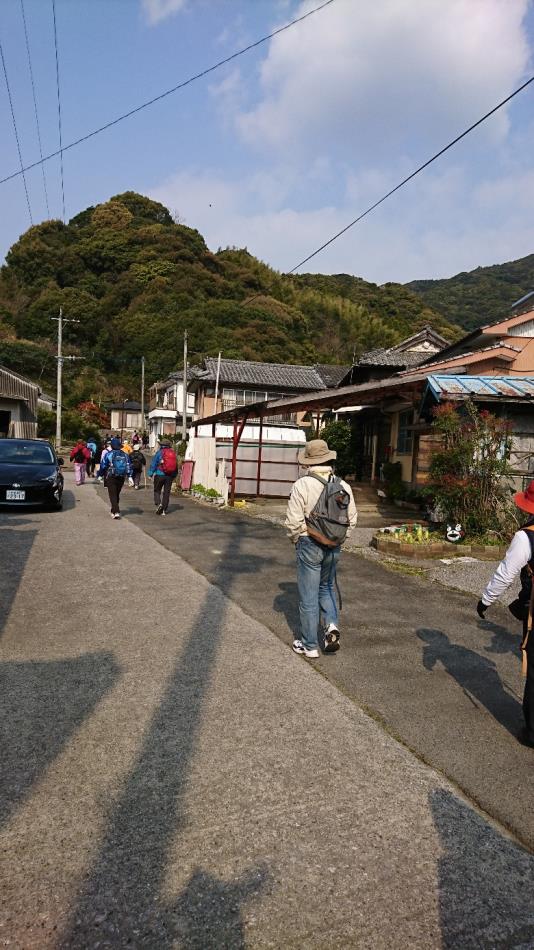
[230,414,248,507]
[211,422,216,437]
[230,417,238,507]
[316,411,321,437]
[256,414,264,497]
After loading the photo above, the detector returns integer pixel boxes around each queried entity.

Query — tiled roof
[201,357,326,391]
[313,364,350,388]
[359,347,429,368]
[107,400,142,410]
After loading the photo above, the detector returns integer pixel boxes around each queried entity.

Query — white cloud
[149,0,534,287]
[149,153,534,285]
[235,0,529,159]
[141,0,187,26]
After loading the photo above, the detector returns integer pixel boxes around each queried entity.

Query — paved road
[1,476,534,949]
[125,484,534,852]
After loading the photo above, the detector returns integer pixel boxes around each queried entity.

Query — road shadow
[0,652,119,829]
[273,581,300,638]
[479,618,522,657]
[0,526,37,639]
[417,628,522,738]
[58,518,269,947]
[61,490,76,511]
[430,788,534,948]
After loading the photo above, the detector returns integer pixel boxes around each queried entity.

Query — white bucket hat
[298,439,336,466]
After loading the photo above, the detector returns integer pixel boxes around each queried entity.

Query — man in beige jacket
[285,439,357,658]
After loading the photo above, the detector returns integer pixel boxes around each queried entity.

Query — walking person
[70,440,91,486]
[98,437,133,520]
[86,438,97,478]
[148,438,178,516]
[477,479,534,748]
[132,430,140,446]
[142,431,149,450]
[130,443,146,490]
[285,439,357,658]
[96,441,111,482]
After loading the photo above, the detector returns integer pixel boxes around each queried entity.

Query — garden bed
[373,525,507,560]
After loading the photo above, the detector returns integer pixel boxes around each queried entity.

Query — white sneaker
[292,639,319,658]
[113,513,121,520]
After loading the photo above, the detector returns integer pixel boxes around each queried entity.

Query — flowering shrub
[77,401,110,428]
[426,400,514,536]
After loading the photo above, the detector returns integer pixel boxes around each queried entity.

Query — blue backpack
[109,450,128,477]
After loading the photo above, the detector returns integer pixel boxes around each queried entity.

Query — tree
[77,401,110,428]
[319,420,355,477]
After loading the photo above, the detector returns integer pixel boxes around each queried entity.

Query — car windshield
[0,441,55,464]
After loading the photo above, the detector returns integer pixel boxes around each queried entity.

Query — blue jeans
[296,536,340,650]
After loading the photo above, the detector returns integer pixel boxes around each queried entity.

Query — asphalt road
[124,484,534,852]
[1,476,534,949]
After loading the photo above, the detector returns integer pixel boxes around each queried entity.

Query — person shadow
[170,865,269,949]
[478,617,522,657]
[416,628,522,738]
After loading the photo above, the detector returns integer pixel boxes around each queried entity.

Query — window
[396,410,413,454]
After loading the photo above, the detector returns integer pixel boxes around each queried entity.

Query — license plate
[6,490,25,500]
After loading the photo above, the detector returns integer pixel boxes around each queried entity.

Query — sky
[1,0,534,285]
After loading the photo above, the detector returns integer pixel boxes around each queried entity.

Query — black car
[0,439,64,509]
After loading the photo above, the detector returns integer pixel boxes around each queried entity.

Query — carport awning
[191,370,430,428]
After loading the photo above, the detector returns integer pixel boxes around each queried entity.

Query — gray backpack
[305,472,351,547]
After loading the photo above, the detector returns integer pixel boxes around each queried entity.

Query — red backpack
[160,447,178,475]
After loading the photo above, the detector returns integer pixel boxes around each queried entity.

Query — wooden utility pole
[52,308,80,451]
[214,350,221,410]
[55,308,63,451]
[182,329,188,442]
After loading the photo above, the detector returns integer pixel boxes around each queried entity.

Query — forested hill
[406,253,534,330]
[0,191,460,405]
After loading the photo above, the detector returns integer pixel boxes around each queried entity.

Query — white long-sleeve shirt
[482,530,532,606]
[284,465,358,544]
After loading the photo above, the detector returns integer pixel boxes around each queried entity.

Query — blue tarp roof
[426,375,534,400]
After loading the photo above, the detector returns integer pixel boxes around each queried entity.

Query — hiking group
[68,430,534,751]
[69,435,179,520]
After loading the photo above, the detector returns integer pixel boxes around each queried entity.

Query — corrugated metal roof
[426,375,534,400]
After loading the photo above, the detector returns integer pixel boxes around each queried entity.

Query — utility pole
[51,308,80,452]
[214,350,221,410]
[55,308,63,451]
[182,329,188,442]
[141,356,145,433]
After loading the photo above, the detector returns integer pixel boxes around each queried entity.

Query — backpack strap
[306,471,328,487]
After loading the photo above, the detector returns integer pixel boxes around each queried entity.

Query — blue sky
[1,0,534,284]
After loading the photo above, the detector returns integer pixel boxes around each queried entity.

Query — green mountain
[0,191,460,405]
[406,254,534,330]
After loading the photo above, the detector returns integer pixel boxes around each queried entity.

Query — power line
[51,0,65,222]
[0,0,335,187]
[20,0,50,217]
[0,38,33,223]
[287,74,534,274]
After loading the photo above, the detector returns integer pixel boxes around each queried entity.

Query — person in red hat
[477,479,534,748]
